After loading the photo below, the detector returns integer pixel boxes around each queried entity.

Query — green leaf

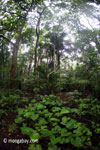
[60,108,70,114]
[61,128,68,137]
[51,107,61,112]
[71,108,79,113]
[48,144,60,150]
[42,109,49,113]
[34,103,45,110]
[60,137,70,144]
[22,97,29,102]
[39,118,48,125]
[35,144,42,150]
[45,113,53,118]
[61,117,70,125]
[40,125,47,129]
[21,126,36,136]
[86,141,92,146]
[52,125,62,133]
[28,144,42,150]
[96,128,100,134]
[24,112,39,121]
[31,114,39,121]
[28,144,35,150]
[50,118,59,122]
[31,99,36,103]
[15,116,24,123]
[17,108,24,115]
[30,133,40,140]
[24,112,33,118]
[50,135,61,145]
[66,119,78,129]
[41,129,52,137]
[71,137,83,147]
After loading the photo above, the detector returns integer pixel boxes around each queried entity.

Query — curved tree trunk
[10,1,34,88]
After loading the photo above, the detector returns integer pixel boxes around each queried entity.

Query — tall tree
[34,7,46,71]
[0,0,43,88]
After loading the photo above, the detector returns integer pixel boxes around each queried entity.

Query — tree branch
[0,35,15,46]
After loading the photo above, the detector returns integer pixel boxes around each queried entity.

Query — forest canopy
[0,0,100,87]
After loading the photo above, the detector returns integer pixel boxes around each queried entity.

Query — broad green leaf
[61,117,70,125]
[50,135,61,145]
[41,129,52,137]
[66,119,78,129]
[31,114,39,121]
[60,108,70,114]
[17,108,24,115]
[30,133,40,140]
[39,118,48,125]
[61,128,68,137]
[21,126,36,136]
[71,137,83,147]
[15,116,24,123]
[24,112,39,121]
[51,107,61,112]
[50,118,59,122]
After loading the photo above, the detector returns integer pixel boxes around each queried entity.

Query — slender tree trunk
[28,11,42,74]
[46,49,49,67]
[34,8,46,72]
[28,62,31,75]
[28,57,33,75]
[34,33,40,71]
[53,45,56,70]
[10,27,23,88]
[37,55,40,66]
[57,50,60,69]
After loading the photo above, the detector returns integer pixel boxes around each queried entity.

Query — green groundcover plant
[14,94,94,150]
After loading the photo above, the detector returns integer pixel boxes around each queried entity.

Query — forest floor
[0,90,100,150]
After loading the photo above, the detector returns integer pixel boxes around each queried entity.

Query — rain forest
[0,0,100,149]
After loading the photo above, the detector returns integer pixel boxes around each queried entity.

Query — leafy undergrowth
[0,89,100,150]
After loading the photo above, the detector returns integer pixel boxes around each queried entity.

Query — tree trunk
[46,49,49,67]
[28,57,33,75]
[34,8,46,72]
[28,10,45,73]
[57,50,60,69]
[2,1,35,88]
[10,27,23,88]
[34,33,40,71]
[53,45,56,70]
